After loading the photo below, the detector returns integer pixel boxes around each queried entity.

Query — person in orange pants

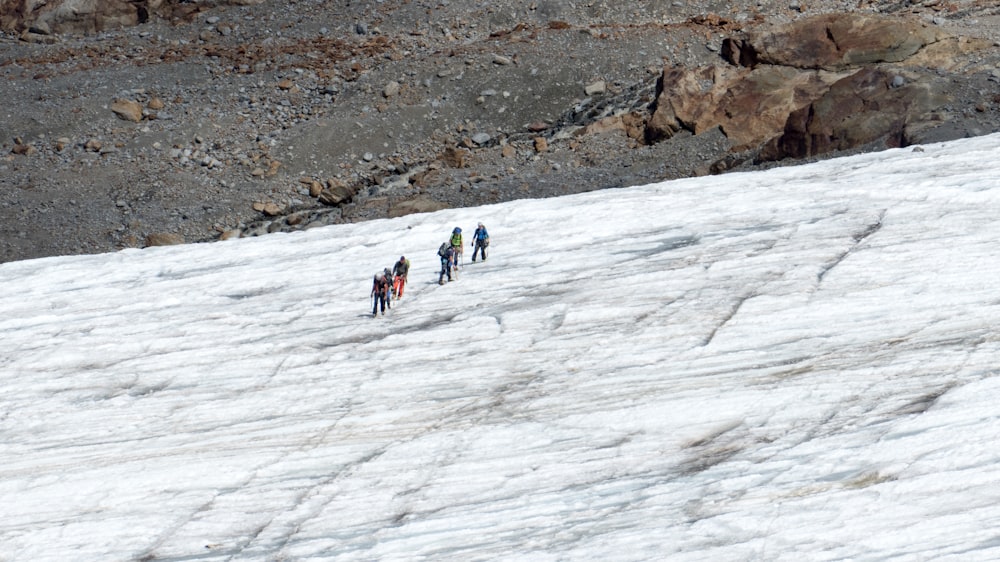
[392,255,410,298]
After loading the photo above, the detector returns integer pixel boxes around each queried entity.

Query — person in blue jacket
[472,222,490,262]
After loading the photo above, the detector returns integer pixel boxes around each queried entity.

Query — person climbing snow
[471,222,489,262]
[438,242,455,285]
[392,255,410,298]
[382,268,394,309]
[371,272,390,317]
[449,227,463,270]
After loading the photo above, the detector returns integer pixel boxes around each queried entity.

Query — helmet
[399,255,405,261]
[478,222,484,227]
[453,227,461,234]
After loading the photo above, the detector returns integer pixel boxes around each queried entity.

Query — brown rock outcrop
[2,0,142,35]
[647,12,988,163]
[758,68,952,161]
[647,65,846,149]
[725,13,948,71]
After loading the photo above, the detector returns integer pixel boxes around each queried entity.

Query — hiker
[471,222,489,262]
[371,272,390,316]
[382,268,394,309]
[449,227,463,269]
[438,242,455,285]
[392,255,410,298]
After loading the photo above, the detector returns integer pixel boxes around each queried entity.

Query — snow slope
[3,134,1000,560]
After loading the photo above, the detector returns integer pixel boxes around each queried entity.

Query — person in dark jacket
[438,243,455,285]
[371,273,390,316]
[382,268,394,309]
[472,222,489,262]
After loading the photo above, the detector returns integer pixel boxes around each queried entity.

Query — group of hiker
[370,222,490,317]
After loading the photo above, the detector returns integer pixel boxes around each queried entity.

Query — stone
[11,143,36,156]
[383,81,400,98]
[409,169,445,188]
[582,113,647,141]
[261,202,284,216]
[388,195,449,218]
[584,81,606,96]
[440,147,468,168]
[318,180,357,206]
[309,180,323,197]
[111,99,143,122]
[533,137,548,152]
[144,232,185,247]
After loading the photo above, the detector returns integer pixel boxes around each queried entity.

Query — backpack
[438,242,449,257]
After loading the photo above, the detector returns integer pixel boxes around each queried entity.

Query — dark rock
[758,68,952,161]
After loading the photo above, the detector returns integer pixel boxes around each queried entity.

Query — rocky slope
[2,0,999,264]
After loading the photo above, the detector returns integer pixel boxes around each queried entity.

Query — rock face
[727,13,948,71]
[2,0,144,35]
[760,68,955,161]
[646,65,847,149]
[0,0,262,35]
[1,1,999,264]
[647,13,991,164]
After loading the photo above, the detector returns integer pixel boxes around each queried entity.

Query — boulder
[729,13,949,71]
[440,147,469,168]
[144,232,185,247]
[648,12,979,158]
[318,180,357,206]
[111,99,143,122]
[647,65,845,149]
[582,112,647,141]
[388,195,449,218]
[758,68,953,161]
[251,201,284,216]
